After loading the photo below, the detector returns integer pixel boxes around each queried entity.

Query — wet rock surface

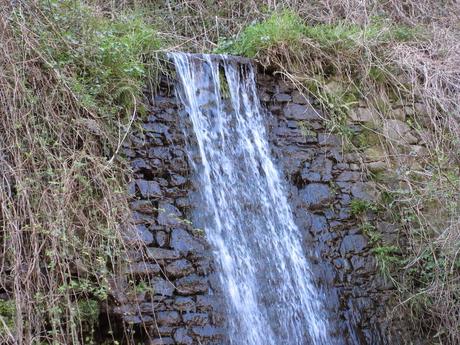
[117,79,225,345]
[117,68,401,344]
[260,70,398,344]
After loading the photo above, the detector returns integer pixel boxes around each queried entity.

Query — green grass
[350,199,378,215]
[216,11,418,58]
[215,11,304,57]
[40,0,164,115]
[0,300,15,335]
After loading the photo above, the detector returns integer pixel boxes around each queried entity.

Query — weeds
[0,1,165,343]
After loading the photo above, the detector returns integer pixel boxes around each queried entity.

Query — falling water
[170,52,330,345]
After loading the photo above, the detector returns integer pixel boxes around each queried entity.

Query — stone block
[171,228,205,255]
[299,183,333,209]
[383,120,418,144]
[156,311,180,326]
[349,108,380,125]
[147,248,181,261]
[136,179,162,198]
[173,297,196,312]
[124,262,161,276]
[156,231,169,247]
[165,259,195,278]
[175,274,209,295]
[183,312,209,326]
[158,203,182,227]
[152,277,175,297]
[284,103,320,120]
[174,328,193,345]
[336,171,361,182]
[340,234,368,255]
[130,200,156,214]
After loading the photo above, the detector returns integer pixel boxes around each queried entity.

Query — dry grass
[0,1,148,343]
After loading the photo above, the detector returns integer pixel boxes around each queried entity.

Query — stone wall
[257,72,396,344]
[118,66,405,345]
[117,79,225,345]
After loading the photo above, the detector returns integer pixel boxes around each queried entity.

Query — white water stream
[170,52,330,345]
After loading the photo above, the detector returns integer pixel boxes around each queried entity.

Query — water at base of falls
[170,52,331,345]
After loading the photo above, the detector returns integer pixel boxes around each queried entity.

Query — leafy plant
[350,199,378,216]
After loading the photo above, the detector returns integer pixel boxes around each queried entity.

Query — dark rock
[340,235,368,255]
[152,277,175,297]
[196,296,218,312]
[191,325,224,339]
[156,231,169,247]
[287,120,298,128]
[170,174,187,186]
[351,255,376,274]
[175,274,209,295]
[301,157,333,182]
[171,228,205,255]
[107,277,129,304]
[147,248,181,261]
[156,311,180,326]
[132,211,156,224]
[284,103,319,120]
[139,302,156,314]
[130,200,156,214]
[142,122,170,134]
[176,197,191,208]
[174,328,193,345]
[207,273,223,292]
[136,179,162,198]
[127,181,136,197]
[335,163,349,170]
[157,178,169,187]
[336,182,352,193]
[148,147,171,160]
[376,221,399,245]
[336,171,361,182]
[113,304,137,316]
[333,258,352,271]
[153,326,174,336]
[158,203,182,227]
[338,207,351,220]
[274,93,292,102]
[351,182,376,201]
[125,224,153,245]
[124,262,161,276]
[123,148,136,158]
[310,214,328,234]
[183,312,209,326]
[122,250,145,262]
[299,183,333,209]
[173,297,196,312]
[195,257,212,275]
[171,157,188,172]
[131,158,149,170]
[122,314,154,324]
[165,259,194,278]
[301,170,321,182]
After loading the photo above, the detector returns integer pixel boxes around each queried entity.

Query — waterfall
[169,52,330,345]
